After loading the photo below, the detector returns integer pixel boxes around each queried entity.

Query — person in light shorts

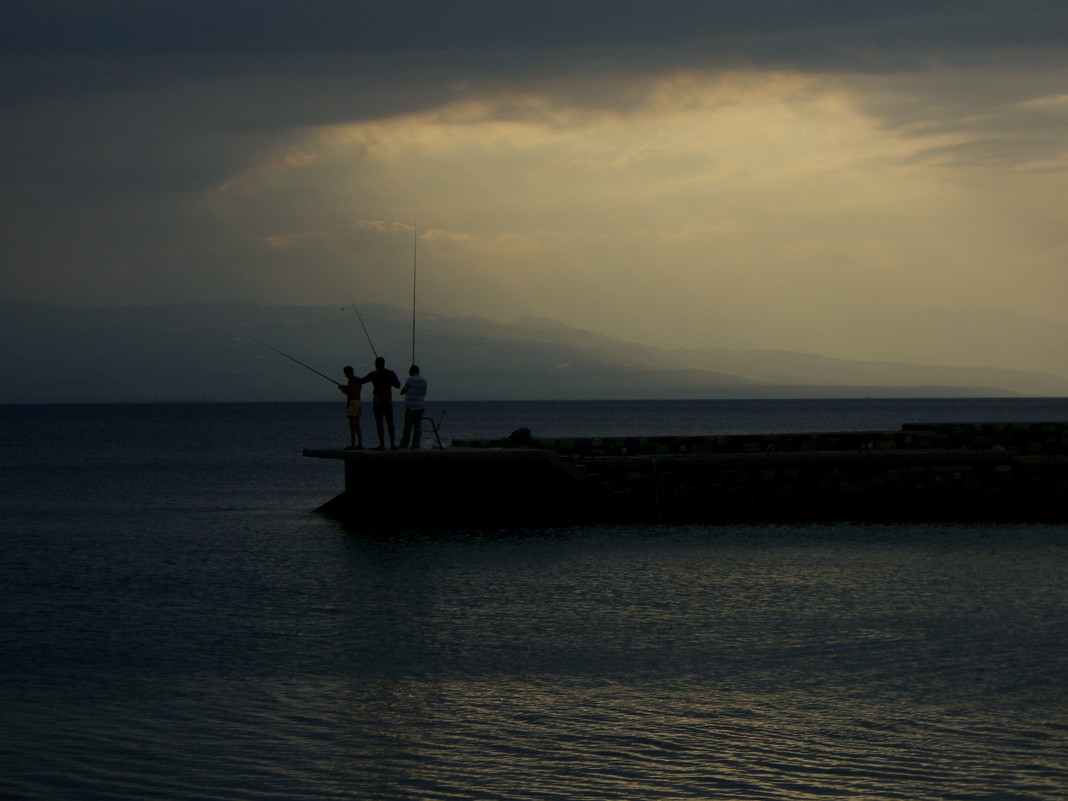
[338,365,366,449]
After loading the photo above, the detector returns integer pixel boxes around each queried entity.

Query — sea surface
[2,398,1067,800]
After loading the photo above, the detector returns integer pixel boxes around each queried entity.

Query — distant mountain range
[2,301,1066,403]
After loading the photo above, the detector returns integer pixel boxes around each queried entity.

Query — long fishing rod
[411,219,417,366]
[344,290,378,359]
[249,337,338,385]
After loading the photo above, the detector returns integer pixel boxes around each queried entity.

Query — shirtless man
[361,356,401,450]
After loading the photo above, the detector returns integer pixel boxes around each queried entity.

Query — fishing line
[344,290,378,359]
[411,219,417,365]
[249,337,338,385]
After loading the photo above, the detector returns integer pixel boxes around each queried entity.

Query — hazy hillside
[2,302,1066,403]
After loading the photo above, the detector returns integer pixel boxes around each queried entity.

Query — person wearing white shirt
[399,364,428,449]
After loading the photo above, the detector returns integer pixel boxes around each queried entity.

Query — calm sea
[2,399,1067,800]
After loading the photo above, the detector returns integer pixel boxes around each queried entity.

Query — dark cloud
[5,2,1068,102]
[2,0,1063,170]
[5,1,1067,58]
[5,0,1066,194]
[2,0,1067,364]
[3,0,1065,165]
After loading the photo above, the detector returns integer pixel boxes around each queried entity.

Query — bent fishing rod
[249,337,338,385]
[344,290,378,359]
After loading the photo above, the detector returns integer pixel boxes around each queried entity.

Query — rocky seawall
[306,422,1068,526]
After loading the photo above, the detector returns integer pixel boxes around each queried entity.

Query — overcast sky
[3,1,1068,378]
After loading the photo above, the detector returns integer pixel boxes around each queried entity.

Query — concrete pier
[304,422,1068,526]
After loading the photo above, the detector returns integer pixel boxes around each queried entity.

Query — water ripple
[4,519,1067,800]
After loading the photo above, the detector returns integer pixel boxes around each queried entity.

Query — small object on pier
[507,427,532,444]
[422,409,447,450]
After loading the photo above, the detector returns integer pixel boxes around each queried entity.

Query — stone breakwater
[307,422,1068,526]
[452,421,1068,457]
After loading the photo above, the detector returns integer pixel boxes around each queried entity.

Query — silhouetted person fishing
[338,365,366,449]
[399,364,428,449]
[362,357,401,450]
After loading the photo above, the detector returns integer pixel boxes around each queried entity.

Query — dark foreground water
[2,400,1067,800]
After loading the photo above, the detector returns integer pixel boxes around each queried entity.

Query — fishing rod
[411,219,417,366]
[249,337,338,386]
[344,290,378,359]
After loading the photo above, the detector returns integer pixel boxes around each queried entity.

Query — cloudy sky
[3,1,1068,378]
